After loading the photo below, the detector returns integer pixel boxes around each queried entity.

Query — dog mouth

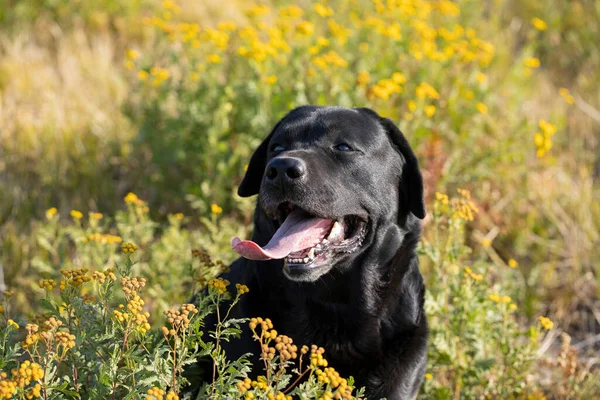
[231,202,368,268]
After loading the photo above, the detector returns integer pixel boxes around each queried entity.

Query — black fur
[197,106,428,400]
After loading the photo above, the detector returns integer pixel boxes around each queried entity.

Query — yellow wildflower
[70,210,83,219]
[424,105,436,117]
[262,75,278,85]
[476,103,488,114]
[211,203,223,214]
[425,373,433,380]
[138,70,148,81]
[356,71,370,86]
[508,258,519,268]
[207,54,222,64]
[46,207,58,219]
[314,3,334,17]
[559,88,575,104]
[539,316,554,330]
[525,57,540,68]
[296,21,315,36]
[7,319,19,329]
[531,18,548,31]
[476,72,487,84]
[121,242,138,254]
[126,49,140,60]
[89,212,103,220]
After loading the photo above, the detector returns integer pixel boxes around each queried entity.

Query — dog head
[234,106,425,281]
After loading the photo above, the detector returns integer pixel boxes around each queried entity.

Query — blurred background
[0,0,598,394]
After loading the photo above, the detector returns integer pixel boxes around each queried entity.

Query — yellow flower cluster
[464,267,483,281]
[146,387,178,400]
[60,268,91,289]
[559,88,574,104]
[11,360,44,387]
[121,277,147,296]
[310,345,328,367]
[121,242,139,254]
[435,192,449,205]
[316,366,353,400]
[92,268,117,284]
[488,292,512,304]
[113,295,151,333]
[0,375,17,398]
[312,50,348,70]
[539,316,554,330]
[534,119,557,158]
[124,192,149,211]
[161,303,198,336]
[84,233,122,244]
[70,210,83,219]
[236,283,250,295]
[7,319,19,329]
[55,331,76,351]
[208,278,230,295]
[452,189,479,221]
[368,76,403,101]
[508,258,519,268]
[39,279,57,291]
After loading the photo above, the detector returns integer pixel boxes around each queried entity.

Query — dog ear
[238,121,282,197]
[379,117,426,220]
[355,108,425,220]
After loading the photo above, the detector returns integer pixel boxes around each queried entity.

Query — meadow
[0,0,599,398]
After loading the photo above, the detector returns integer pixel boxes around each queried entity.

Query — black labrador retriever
[200,106,428,399]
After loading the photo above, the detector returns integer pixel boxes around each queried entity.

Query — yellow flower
[296,21,315,36]
[476,72,487,84]
[509,303,518,311]
[175,213,184,220]
[539,119,557,136]
[89,212,103,220]
[481,238,492,248]
[7,319,19,329]
[476,103,488,114]
[488,293,500,302]
[392,72,406,84]
[539,316,554,330]
[262,75,278,85]
[356,71,370,86]
[138,70,148,81]
[314,3,334,17]
[46,207,58,219]
[424,105,436,117]
[438,0,460,16]
[207,54,222,64]
[559,88,575,104]
[425,373,433,380]
[508,258,519,268]
[121,242,139,254]
[126,49,140,60]
[525,57,540,68]
[190,72,200,82]
[531,18,548,31]
[500,295,512,304]
[211,203,223,215]
[70,210,83,219]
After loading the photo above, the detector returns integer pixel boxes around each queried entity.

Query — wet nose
[265,157,307,185]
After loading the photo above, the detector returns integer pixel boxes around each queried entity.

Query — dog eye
[271,144,285,152]
[334,143,353,151]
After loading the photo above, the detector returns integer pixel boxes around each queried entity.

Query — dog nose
[265,157,306,184]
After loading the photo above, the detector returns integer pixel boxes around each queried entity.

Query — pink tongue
[232,210,332,260]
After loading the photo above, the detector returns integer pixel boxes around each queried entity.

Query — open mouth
[231,203,368,269]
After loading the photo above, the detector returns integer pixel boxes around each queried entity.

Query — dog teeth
[327,221,344,242]
[308,248,315,259]
[303,257,309,263]
[315,244,322,250]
